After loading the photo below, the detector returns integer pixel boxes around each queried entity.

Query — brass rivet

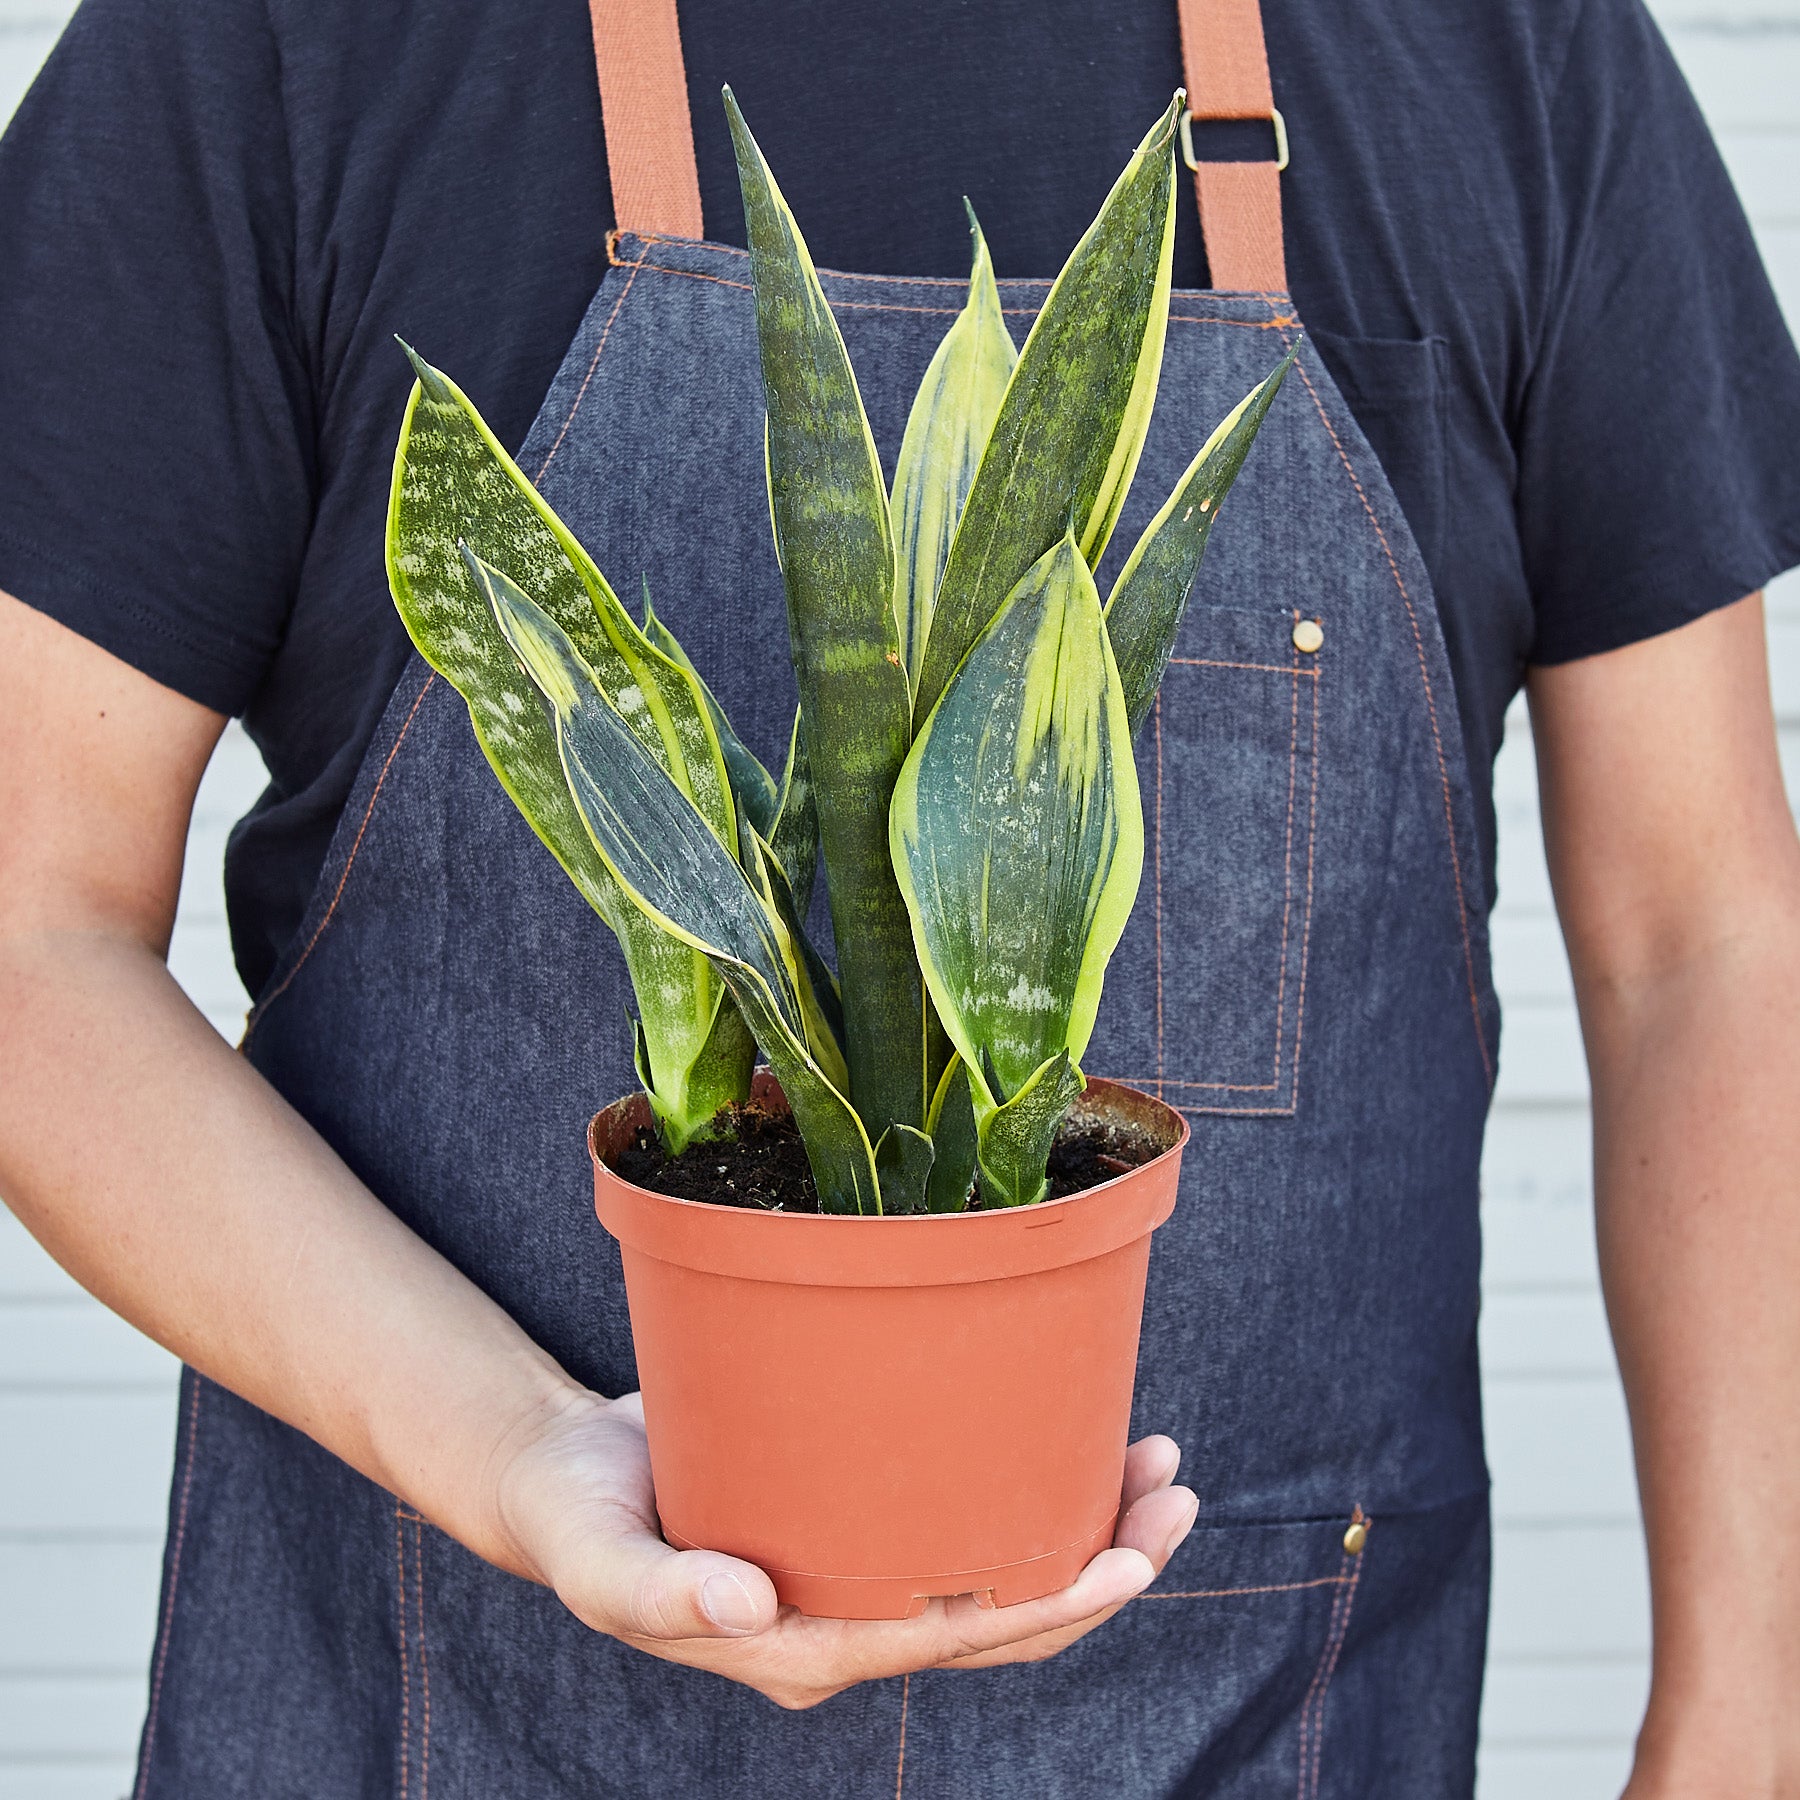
[1293,618,1324,654]
[1343,1518,1368,1555]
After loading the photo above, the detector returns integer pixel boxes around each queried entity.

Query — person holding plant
[3,2,1800,1797]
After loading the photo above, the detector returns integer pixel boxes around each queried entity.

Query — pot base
[664,1515,1118,1620]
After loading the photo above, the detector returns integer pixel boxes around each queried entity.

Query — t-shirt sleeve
[0,0,311,715]
[1517,0,1800,665]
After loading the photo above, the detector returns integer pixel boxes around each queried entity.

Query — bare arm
[1531,593,1800,1795]
[0,591,1193,1706]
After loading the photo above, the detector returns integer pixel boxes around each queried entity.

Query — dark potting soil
[613,1102,1161,1213]
[613,1103,818,1212]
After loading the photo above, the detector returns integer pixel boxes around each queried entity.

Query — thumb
[570,1526,779,1643]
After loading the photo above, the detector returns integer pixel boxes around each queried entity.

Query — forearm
[1584,916,1800,1790]
[0,922,595,1579]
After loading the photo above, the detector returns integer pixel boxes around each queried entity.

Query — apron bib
[134,2,1500,1793]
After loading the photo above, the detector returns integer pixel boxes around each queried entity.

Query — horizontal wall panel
[1654,0,1800,24]
[0,1764,139,1800]
[0,27,57,127]
[1489,1523,1650,1659]
[0,1303,177,1390]
[1665,27,1800,128]
[0,1542,165,1674]
[1475,1744,1636,1800]
[1486,1376,1638,1523]
[1489,914,1574,1007]
[1750,219,1800,322]
[1480,1291,1616,1377]
[0,1397,176,1533]
[1714,126,1800,224]
[1492,1001,1589,1106]
[0,1675,145,1760]
[0,1209,85,1303]
[1767,614,1800,723]
[1480,1656,1649,1747]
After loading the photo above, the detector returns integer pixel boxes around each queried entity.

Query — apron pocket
[1092,603,1322,1116]
[893,1512,1369,1799]
[1304,327,1450,579]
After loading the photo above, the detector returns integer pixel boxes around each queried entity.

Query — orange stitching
[1167,312,1299,331]
[1295,1511,1368,1800]
[1294,1557,1349,1795]
[894,1672,911,1798]
[413,1517,431,1799]
[1289,649,1324,1111]
[620,249,1291,327]
[1177,1102,1304,1116]
[612,235,1295,325]
[1135,616,1316,1101]
[243,668,437,1042]
[1268,625,1303,1087]
[1287,348,1492,1086]
[1310,1571,1361,1798]
[133,1376,203,1800]
[1110,1076,1277,1092]
[536,247,649,481]
[395,1505,412,1799]
[1136,1575,1351,1601]
[1167,657,1318,675]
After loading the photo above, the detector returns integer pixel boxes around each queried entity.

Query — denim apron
[132,1,1500,1793]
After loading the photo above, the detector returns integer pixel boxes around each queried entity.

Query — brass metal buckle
[1180,106,1289,174]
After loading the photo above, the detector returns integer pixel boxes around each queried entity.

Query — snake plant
[385,90,1294,1213]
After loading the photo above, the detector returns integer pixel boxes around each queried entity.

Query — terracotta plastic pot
[590,1073,1188,1620]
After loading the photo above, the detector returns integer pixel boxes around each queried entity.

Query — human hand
[492,1388,1196,1709]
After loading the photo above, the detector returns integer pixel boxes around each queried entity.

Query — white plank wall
[2,3,1798,1793]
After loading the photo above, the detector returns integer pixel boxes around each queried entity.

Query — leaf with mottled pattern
[386,355,751,1150]
[892,535,1142,1204]
[893,533,1142,1098]
[727,89,926,1145]
[767,708,819,914]
[482,558,878,1212]
[890,206,1017,690]
[913,96,1181,725]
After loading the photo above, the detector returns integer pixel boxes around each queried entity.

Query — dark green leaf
[873,1123,936,1216]
[727,88,926,1143]
[924,1058,978,1214]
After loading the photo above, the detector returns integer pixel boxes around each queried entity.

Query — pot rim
[590,1075,1188,1287]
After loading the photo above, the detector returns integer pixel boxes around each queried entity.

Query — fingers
[566,1527,782,1644]
[1119,1433,1182,1510]
[554,1423,1192,1709]
[939,1436,1196,1673]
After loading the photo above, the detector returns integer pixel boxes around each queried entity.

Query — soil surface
[613,1103,817,1211]
[613,1102,1163,1213]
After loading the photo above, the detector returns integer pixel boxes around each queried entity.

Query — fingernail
[1163,1495,1199,1561]
[701,1572,762,1635]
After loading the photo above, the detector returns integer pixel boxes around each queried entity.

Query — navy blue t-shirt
[2,0,1799,994]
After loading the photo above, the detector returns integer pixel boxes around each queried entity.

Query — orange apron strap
[1175,0,1289,292]
[588,0,1285,281]
[589,0,704,240]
